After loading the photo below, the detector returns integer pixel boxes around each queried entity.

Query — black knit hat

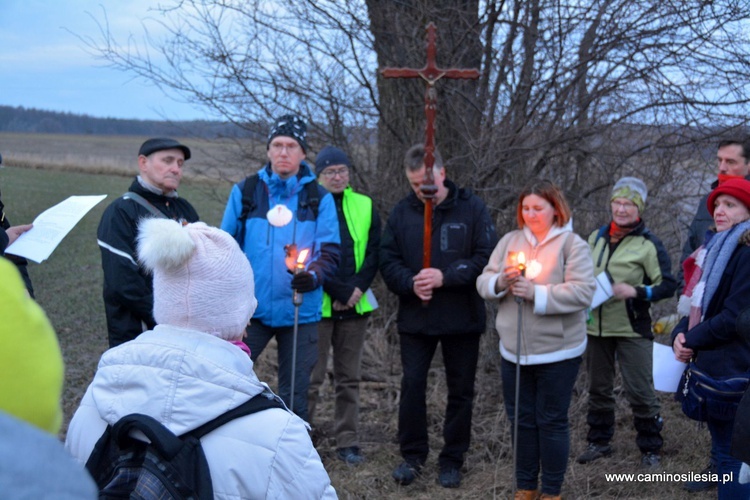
[314,146,351,175]
[267,114,307,153]
[138,138,191,160]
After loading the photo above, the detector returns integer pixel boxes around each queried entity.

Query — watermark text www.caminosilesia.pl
[605,471,733,484]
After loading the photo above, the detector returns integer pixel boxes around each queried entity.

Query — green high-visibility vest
[322,187,375,317]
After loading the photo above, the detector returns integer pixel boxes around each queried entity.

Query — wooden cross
[381,22,480,302]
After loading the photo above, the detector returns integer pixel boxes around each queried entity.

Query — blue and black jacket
[221,162,340,327]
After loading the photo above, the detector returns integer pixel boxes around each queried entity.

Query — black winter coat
[379,180,497,335]
[97,179,199,347]
[671,239,750,378]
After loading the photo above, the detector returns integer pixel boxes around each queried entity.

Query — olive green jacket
[587,221,676,339]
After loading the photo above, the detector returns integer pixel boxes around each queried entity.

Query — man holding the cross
[380,144,497,488]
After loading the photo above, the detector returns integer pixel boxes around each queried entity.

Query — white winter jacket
[65,325,337,499]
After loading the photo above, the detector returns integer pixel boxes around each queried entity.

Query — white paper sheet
[5,195,107,263]
[653,341,687,392]
[590,271,613,308]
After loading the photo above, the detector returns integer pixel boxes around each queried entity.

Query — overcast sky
[0,0,214,121]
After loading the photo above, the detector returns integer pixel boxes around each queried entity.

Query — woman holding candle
[578,177,676,468]
[672,178,750,499]
[477,179,595,500]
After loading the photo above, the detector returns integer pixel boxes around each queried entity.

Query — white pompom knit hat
[137,219,257,340]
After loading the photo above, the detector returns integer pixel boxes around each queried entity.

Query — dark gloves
[291,271,318,293]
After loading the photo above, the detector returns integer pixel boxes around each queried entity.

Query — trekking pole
[513,254,526,492]
[290,288,302,413]
[289,249,308,414]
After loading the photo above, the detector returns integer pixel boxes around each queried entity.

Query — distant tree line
[83,1,750,217]
[0,105,247,139]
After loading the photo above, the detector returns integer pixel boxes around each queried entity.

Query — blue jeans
[245,320,318,422]
[708,416,750,499]
[502,356,581,496]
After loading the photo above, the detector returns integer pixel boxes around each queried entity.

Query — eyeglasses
[611,200,638,210]
[320,167,349,178]
[269,142,301,153]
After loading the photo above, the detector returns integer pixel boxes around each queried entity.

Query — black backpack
[235,170,321,247]
[85,392,285,499]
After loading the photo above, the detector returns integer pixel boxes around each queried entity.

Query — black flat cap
[138,138,191,160]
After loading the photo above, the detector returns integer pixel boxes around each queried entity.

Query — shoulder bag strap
[122,192,167,219]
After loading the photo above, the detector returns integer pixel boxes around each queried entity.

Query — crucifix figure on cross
[381,22,480,303]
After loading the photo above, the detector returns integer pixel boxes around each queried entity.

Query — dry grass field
[0,132,720,499]
[0,131,261,183]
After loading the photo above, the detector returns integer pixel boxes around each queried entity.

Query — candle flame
[297,249,309,265]
[517,251,526,267]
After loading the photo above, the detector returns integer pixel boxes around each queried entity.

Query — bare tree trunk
[366,1,481,200]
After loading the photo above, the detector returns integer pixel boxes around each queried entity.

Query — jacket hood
[522,218,573,247]
[260,161,316,198]
[88,325,268,435]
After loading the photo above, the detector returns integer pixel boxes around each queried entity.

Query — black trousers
[397,331,481,469]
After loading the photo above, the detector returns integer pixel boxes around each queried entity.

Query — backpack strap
[235,173,321,247]
[594,224,608,246]
[87,392,285,470]
[235,174,260,247]
[299,181,320,220]
[109,413,185,459]
[593,224,609,267]
[122,192,167,219]
[239,174,260,223]
[188,392,286,439]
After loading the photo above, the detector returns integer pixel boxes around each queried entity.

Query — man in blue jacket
[380,144,497,488]
[221,115,340,421]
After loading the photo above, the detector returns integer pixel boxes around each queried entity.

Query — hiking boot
[539,495,562,500]
[392,461,422,486]
[640,452,661,468]
[576,442,612,464]
[513,489,539,500]
[684,463,718,492]
[336,446,364,465]
[437,466,461,488]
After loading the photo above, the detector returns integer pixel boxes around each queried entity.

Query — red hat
[707,178,750,216]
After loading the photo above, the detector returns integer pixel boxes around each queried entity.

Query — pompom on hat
[267,114,308,153]
[706,177,750,216]
[137,219,257,340]
[314,146,351,175]
[611,176,648,212]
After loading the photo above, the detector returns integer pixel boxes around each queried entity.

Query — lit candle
[296,248,309,270]
[292,248,309,306]
[517,251,526,277]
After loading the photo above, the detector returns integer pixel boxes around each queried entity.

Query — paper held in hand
[653,341,687,392]
[590,271,613,309]
[5,195,107,263]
